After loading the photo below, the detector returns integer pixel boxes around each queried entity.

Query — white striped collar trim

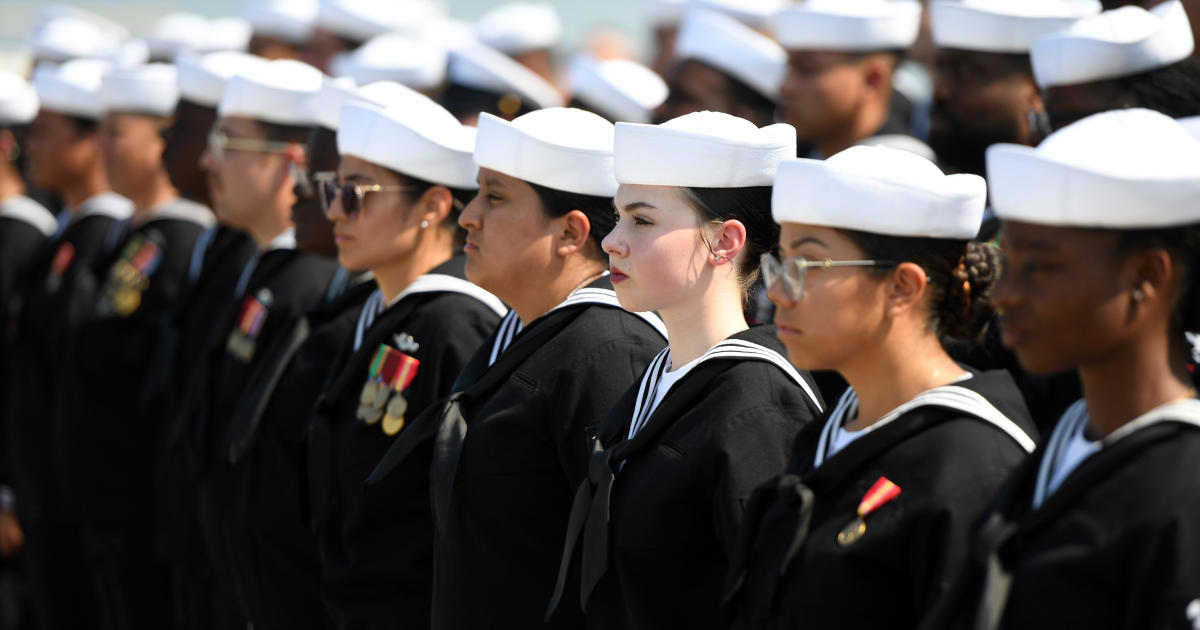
[73,192,133,222]
[1032,398,1200,509]
[627,338,823,441]
[814,381,1036,469]
[0,196,57,236]
[353,274,507,352]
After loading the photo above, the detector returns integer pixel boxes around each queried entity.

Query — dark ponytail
[680,185,778,303]
[840,230,1002,342]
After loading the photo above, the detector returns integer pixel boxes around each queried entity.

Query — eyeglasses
[316,177,417,220]
[292,167,337,200]
[760,253,897,302]
[207,128,293,163]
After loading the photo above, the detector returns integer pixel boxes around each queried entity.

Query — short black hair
[1117,224,1200,338]
[1116,56,1200,119]
[528,181,614,260]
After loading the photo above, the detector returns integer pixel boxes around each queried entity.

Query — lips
[609,266,628,283]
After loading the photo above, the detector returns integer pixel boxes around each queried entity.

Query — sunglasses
[207,128,293,163]
[316,178,417,220]
[760,253,897,302]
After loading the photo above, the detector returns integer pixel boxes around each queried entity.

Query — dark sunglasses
[316,177,416,219]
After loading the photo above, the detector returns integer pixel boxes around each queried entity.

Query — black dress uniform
[549,325,825,630]
[154,224,258,630]
[187,235,341,628]
[727,369,1037,630]
[4,192,130,630]
[221,273,376,630]
[919,398,1200,630]
[414,277,667,630]
[309,256,505,629]
[0,196,55,425]
[56,197,212,629]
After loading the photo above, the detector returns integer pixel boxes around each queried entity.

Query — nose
[459,192,483,230]
[601,221,626,259]
[765,274,792,309]
[199,146,215,173]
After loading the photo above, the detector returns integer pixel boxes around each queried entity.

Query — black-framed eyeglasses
[207,128,292,163]
[760,253,897,302]
[316,177,417,220]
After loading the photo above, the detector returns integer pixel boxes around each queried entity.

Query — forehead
[779,222,853,250]
[217,115,263,137]
[614,184,685,209]
[1001,220,1118,253]
[671,59,730,96]
[787,49,854,73]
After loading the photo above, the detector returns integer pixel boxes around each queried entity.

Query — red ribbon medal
[837,476,901,546]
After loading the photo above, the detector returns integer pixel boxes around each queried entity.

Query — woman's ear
[885,262,929,318]
[1128,246,1174,321]
[555,209,593,258]
[709,219,747,265]
[419,186,454,230]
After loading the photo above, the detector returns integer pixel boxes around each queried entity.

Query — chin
[1012,348,1076,377]
[612,286,650,313]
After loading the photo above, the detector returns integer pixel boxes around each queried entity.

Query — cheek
[775,279,881,371]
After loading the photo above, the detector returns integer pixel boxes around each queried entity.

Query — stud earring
[420,220,429,229]
[1133,288,1145,302]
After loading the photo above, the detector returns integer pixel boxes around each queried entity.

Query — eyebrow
[616,201,656,213]
[482,175,505,189]
[1004,236,1061,252]
[787,236,827,251]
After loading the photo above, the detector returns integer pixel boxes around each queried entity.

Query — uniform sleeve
[708,398,809,560]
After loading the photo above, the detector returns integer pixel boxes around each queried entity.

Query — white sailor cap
[317,0,444,43]
[691,0,790,29]
[329,34,447,91]
[339,97,478,189]
[568,55,668,124]
[218,58,324,125]
[474,3,562,55]
[1032,0,1196,88]
[1179,114,1200,140]
[145,14,252,59]
[304,75,364,130]
[100,63,179,117]
[931,0,1101,54]
[33,58,112,120]
[30,16,124,63]
[615,111,796,188]
[176,51,267,108]
[675,9,787,100]
[0,72,39,126]
[773,145,986,239]
[416,18,478,53]
[244,0,319,44]
[474,108,617,196]
[356,80,430,110]
[448,43,564,110]
[988,108,1200,228]
[772,0,922,52]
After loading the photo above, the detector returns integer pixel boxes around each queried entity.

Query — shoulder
[0,196,56,236]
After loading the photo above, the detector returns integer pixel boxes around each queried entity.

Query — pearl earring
[1133,288,1145,302]
[420,220,429,229]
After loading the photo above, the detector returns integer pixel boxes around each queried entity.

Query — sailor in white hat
[244,0,318,60]
[729,144,1036,629]
[144,13,252,62]
[423,107,665,629]
[1033,0,1200,128]
[187,58,343,630]
[27,5,129,65]
[929,0,1101,175]
[772,0,929,159]
[10,55,132,630]
[657,8,787,127]
[922,108,1200,630]
[475,3,562,84]
[566,55,668,123]
[305,93,503,630]
[440,42,564,125]
[329,33,448,93]
[546,110,823,629]
[59,61,214,629]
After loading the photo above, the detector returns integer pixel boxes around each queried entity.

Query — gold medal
[113,285,141,316]
[357,382,387,424]
[837,516,866,546]
[381,396,407,435]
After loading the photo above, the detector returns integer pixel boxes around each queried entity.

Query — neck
[61,167,110,210]
[1078,329,1194,439]
[838,326,967,431]
[659,281,747,368]
[512,258,607,326]
[817,93,891,159]
[247,209,294,249]
[0,164,24,201]
[374,231,455,305]
[128,173,179,218]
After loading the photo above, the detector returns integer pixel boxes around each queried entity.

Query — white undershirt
[1045,420,1101,497]
[824,373,975,459]
[645,355,702,423]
